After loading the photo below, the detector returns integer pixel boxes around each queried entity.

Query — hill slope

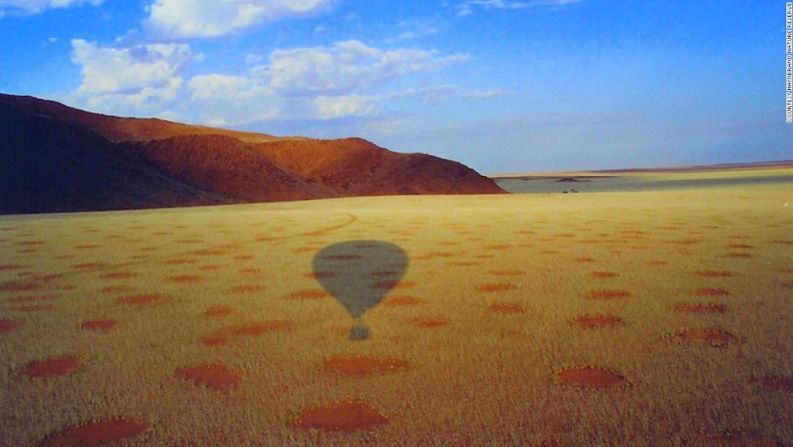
[0,101,230,214]
[0,94,504,214]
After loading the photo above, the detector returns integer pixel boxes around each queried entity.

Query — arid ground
[1,168,792,446]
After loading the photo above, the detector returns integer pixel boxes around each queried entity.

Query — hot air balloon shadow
[312,240,408,341]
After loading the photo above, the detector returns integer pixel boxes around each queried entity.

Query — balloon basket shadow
[349,319,370,341]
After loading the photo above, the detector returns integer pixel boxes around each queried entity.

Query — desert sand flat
[1,180,792,446]
[494,166,793,195]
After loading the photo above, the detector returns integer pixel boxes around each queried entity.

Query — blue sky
[0,0,790,174]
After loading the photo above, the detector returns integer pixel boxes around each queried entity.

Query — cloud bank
[145,0,333,39]
[0,0,102,15]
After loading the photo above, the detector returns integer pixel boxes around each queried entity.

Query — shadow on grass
[312,240,408,341]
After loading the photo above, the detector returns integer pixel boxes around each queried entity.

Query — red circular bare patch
[204,321,291,345]
[71,263,105,271]
[0,318,18,332]
[165,258,197,265]
[202,335,229,346]
[101,285,135,294]
[409,317,448,328]
[672,303,726,314]
[204,306,234,318]
[485,244,511,251]
[33,274,63,283]
[489,302,524,314]
[18,240,44,246]
[117,294,160,306]
[676,328,734,347]
[225,321,290,336]
[294,400,388,432]
[81,319,118,332]
[477,283,517,293]
[383,295,422,306]
[39,419,149,447]
[585,290,629,299]
[574,315,624,329]
[448,261,479,267]
[102,271,138,279]
[487,269,526,276]
[703,432,781,447]
[232,285,261,293]
[0,281,40,292]
[177,363,241,390]
[0,264,27,271]
[697,270,735,278]
[6,304,52,312]
[556,366,625,388]
[754,376,793,392]
[26,355,80,378]
[372,280,415,290]
[166,275,203,283]
[290,289,328,299]
[323,356,410,377]
[694,288,729,297]
[192,247,229,256]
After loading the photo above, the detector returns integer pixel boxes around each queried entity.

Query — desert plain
[1,167,792,446]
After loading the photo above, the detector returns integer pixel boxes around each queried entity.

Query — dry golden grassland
[1,175,792,446]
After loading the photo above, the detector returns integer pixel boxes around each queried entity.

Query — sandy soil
[1,178,792,446]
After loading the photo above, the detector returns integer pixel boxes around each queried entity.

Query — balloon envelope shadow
[312,240,408,341]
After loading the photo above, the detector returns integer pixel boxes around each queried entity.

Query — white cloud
[181,40,468,124]
[266,39,469,96]
[199,107,279,127]
[463,88,509,100]
[70,39,193,112]
[145,0,333,39]
[189,74,257,100]
[0,0,102,15]
[312,94,374,119]
[190,40,467,123]
[397,20,439,41]
[458,0,581,15]
[67,38,468,124]
[244,52,265,65]
[83,77,183,111]
[187,73,280,125]
[377,84,460,105]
